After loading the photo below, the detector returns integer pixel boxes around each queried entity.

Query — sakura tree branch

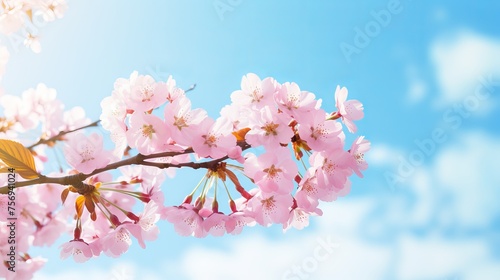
[0,141,251,194]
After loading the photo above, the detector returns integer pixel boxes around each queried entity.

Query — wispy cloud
[431,30,500,111]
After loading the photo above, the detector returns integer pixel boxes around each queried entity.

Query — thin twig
[185,84,196,93]
[27,120,101,150]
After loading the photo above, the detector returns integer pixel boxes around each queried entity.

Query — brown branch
[27,120,101,150]
[0,141,251,194]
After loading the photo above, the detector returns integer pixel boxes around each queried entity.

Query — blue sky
[1,0,500,279]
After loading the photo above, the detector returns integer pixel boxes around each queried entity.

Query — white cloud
[463,262,500,280]
[433,131,500,227]
[431,30,500,109]
[392,131,500,279]
[396,236,490,280]
[172,129,500,279]
[34,132,500,280]
[34,270,114,280]
[34,262,161,280]
[174,200,391,280]
[366,144,403,167]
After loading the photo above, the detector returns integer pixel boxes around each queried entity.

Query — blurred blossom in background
[1,1,499,279]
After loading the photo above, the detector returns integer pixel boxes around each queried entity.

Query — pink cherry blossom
[0,195,9,221]
[294,187,320,212]
[244,148,298,194]
[99,226,133,257]
[227,145,245,163]
[109,126,128,158]
[334,85,364,133]
[24,33,42,53]
[310,151,353,196]
[230,73,278,109]
[162,204,207,238]
[122,201,161,248]
[297,169,327,201]
[21,84,66,136]
[191,117,237,159]
[2,255,46,280]
[99,90,129,155]
[63,132,112,173]
[274,82,319,122]
[349,136,370,177]
[245,106,294,149]
[165,75,185,103]
[220,103,249,131]
[203,212,228,237]
[164,95,208,146]
[60,240,94,263]
[37,0,68,22]
[139,177,166,206]
[33,216,67,247]
[100,95,128,132]
[245,190,293,226]
[0,94,38,131]
[284,186,324,232]
[22,84,64,134]
[284,207,315,232]
[26,180,63,211]
[298,108,344,152]
[0,65,370,276]
[225,212,255,235]
[0,2,24,34]
[126,112,169,155]
[123,74,168,112]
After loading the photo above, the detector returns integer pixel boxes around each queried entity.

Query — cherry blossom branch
[27,120,101,150]
[0,141,250,194]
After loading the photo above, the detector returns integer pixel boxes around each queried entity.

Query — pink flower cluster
[159,73,369,235]
[0,173,63,279]
[0,83,90,139]
[58,169,164,263]
[0,2,370,276]
[0,0,68,52]
[100,71,237,160]
[0,71,368,275]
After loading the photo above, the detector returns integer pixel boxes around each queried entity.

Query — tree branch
[0,141,251,194]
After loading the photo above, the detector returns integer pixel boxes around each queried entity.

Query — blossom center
[310,125,327,140]
[140,85,154,102]
[80,144,95,163]
[173,116,188,130]
[323,159,337,174]
[355,153,364,163]
[261,196,276,211]
[251,88,263,102]
[142,124,155,139]
[263,164,282,179]
[261,122,279,136]
[203,134,218,147]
